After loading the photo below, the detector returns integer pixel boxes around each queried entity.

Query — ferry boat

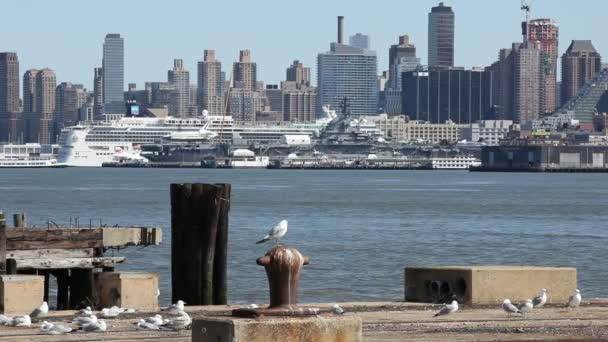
[0,143,63,168]
[430,155,481,170]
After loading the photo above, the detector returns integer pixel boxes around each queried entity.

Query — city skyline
[2,0,607,90]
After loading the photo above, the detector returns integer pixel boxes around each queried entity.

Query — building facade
[513,43,542,123]
[233,50,257,91]
[168,59,190,117]
[459,120,513,145]
[388,35,420,91]
[286,60,311,88]
[527,19,558,114]
[349,33,370,49]
[0,52,20,142]
[228,88,265,122]
[102,33,125,114]
[370,114,464,143]
[93,67,103,118]
[283,84,316,122]
[198,49,224,115]
[428,2,455,69]
[561,40,602,106]
[35,68,56,144]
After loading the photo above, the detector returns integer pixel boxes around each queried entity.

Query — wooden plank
[13,257,125,270]
[6,228,102,250]
[7,248,94,259]
[102,227,162,247]
[0,212,6,273]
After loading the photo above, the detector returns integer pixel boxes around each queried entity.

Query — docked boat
[430,155,481,170]
[0,143,64,168]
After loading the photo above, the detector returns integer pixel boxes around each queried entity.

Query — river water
[0,169,605,304]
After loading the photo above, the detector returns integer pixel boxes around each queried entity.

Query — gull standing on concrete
[161,300,186,315]
[144,314,164,325]
[8,314,31,327]
[256,219,288,245]
[532,288,548,308]
[331,304,344,315]
[81,319,107,332]
[101,306,124,318]
[433,300,459,317]
[160,311,192,331]
[502,299,522,315]
[30,301,48,319]
[566,289,582,308]
[519,299,534,314]
[72,314,98,326]
[77,306,94,317]
[135,319,160,331]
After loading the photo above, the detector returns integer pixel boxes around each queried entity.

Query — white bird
[73,314,98,326]
[77,306,94,317]
[30,301,49,319]
[136,319,160,331]
[433,300,459,317]
[242,304,259,310]
[144,314,163,325]
[331,304,344,315]
[156,288,160,298]
[0,314,12,325]
[40,321,72,335]
[256,219,288,245]
[519,299,534,314]
[8,314,31,327]
[101,306,123,318]
[566,289,582,308]
[160,311,191,331]
[162,300,186,315]
[532,288,548,308]
[502,299,522,315]
[81,319,107,332]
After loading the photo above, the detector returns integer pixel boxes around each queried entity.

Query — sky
[2,0,607,91]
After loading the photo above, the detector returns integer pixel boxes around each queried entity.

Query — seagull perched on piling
[502,299,522,315]
[433,300,458,317]
[256,219,288,245]
[161,300,186,315]
[566,289,582,308]
[532,288,548,308]
[30,301,48,319]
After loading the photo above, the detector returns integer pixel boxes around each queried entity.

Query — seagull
[144,314,163,325]
[532,288,548,308]
[502,299,522,315]
[136,319,160,331]
[160,311,191,331]
[256,219,288,245]
[0,314,12,325]
[162,300,186,315]
[72,314,98,326]
[241,304,259,310]
[519,299,534,314]
[77,306,94,317]
[81,319,107,332]
[101,306,123,318]
[566,289,582,308]
[433,300,459,317]
[331,304,344,315]
[40,321,72,335]
[30,301,49,319]
[8,314,31,327]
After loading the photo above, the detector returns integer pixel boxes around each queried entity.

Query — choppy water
[0,169,606,304]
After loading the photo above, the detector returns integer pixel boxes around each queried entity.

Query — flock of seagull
[433,288,583,317]
[0,299,192,335]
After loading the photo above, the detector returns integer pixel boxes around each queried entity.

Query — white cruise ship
[57,113,329,167]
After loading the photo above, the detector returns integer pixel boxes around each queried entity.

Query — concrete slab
[96,272,159,311]
[192,315,362,342]
[0,275,44,314]
[405,265,577,304]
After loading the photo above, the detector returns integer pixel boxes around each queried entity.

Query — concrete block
[0,275,44,314]
[405,266,577,304]
[96,272,158,311]
[192,315,362,342]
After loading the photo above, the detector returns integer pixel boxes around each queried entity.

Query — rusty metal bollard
[232,246,319,318]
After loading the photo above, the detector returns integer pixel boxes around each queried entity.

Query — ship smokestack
[337,16,344,44]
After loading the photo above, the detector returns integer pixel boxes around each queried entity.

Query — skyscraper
[35,68,56,143]
[317,16,378,116]
[55,82,87,128]
[513,43,542,123]
[388,35,420,90]
[527,19,558,114]
[428,2,455,69]
[23,69,39,114]
[168,59,190,117]
[0,53,19,114]
[102,33,125,114]
[233,50,257,91]
[93,67,103,118]
[198,49,225,115]
[349,33,370,49]
[286,60,311,88]
[561,40,602,106]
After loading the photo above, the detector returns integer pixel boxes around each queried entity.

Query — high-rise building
[55,82,88,129]
[228,88,265,122]
[349,33,370,49]
[317,16,378,116]
[264,84,283,114]
[23,69,39,114]
[35,68,56,143]
[561,40,602,106]
[402,68,495,124]
[282,83,316,122]
[513,43,542,123]
[233,50,257,91]
[102,33,125,114]
[168,59,190,117]
[286,60,311,88]
[527,19,558,114]
[93,67,103,118]
[0,53,20,143]
[428,2,455,69]
[147,82,175,108]
[198,49,225,115]
[388,35,420,90]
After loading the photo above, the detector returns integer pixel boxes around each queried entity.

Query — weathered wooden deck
[0,301,607,341]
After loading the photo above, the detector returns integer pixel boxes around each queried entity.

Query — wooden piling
[13,213,25,228]
[170,183,231,305]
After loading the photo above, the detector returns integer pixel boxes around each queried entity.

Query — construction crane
[520,0,534,44]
